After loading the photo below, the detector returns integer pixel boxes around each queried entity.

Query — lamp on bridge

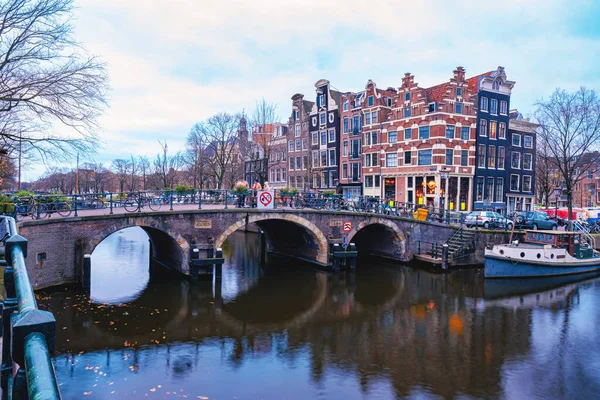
[440,167,450,211]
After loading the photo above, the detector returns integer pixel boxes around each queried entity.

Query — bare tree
[0,0,108,162]
[535,87,600,228]
[128,155,138,192]
[185,123,210,189]
[138,156,150,190]
[153,141,183,189]
[248,99,278,183]
[195,112,242,189]
[535,138,559,208]
[111,158,131,194]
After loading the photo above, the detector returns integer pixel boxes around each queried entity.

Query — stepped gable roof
[424,82,449,103]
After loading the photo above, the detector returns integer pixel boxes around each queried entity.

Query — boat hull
[485,255,600,278]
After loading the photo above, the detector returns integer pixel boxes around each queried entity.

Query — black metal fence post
[109,192,114,215]
[73,194,78,217]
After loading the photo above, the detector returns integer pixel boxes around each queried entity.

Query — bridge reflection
[41,231,600,399]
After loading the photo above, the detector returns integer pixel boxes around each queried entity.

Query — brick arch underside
[215,215,329,266]
[347,219,409,262]
[86,223,190,275]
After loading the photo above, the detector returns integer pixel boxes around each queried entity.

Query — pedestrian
[263,181,270,191]
[251,179,262,207]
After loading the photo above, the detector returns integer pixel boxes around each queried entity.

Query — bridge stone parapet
[18,209,470,289]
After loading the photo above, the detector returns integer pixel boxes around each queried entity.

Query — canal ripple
[34,228,600,399]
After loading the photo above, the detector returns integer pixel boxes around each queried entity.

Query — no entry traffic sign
[258,190,274,209]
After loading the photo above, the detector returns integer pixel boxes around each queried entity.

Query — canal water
[36,227,600,399]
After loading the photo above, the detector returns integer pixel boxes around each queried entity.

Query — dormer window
[367,96,374,107]
[492,80,500,91]
[457,87,462,97]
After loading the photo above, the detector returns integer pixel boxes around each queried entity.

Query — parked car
[464,211,514,230]
[515,211,558,230]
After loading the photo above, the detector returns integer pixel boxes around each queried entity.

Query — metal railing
[1,216,61,399]
[3,190,469,226]
[572,220,596,249]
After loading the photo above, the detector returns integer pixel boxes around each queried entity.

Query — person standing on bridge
[263,181,270,191]
[251,179,262,208]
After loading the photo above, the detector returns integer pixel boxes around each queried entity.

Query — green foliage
[291,188,299,195]
[16,190,34,197]
[280,186,291,195]
[322,190,335,197]
[175,184,193,193]
[233,184,249,194]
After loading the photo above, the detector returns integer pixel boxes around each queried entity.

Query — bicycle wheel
[55,201,72,217]
[148,198,162,211]
[91,199,105,209]
[123,199,139,212]
[33,203,51,219]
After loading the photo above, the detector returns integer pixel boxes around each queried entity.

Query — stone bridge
[18,209,464,289]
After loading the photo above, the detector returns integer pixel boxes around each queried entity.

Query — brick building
[375,67,478,211]
[506,111,537,212]
[266,123,288,190]
[286,94,314,190]
[338,90,364,198]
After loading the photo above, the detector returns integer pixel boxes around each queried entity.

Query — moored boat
[484,230,600,278]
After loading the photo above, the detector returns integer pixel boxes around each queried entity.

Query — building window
[388,131,397,143]
[511,152,521,169]
[365,153,377,167]
[446,149,453,165]
[457,87,462,97]
[404,106,411,118]
[312,132,318,145]
[386,153,398,167]
[320,131,327,146]
[523,175,532,192]
[524,135,533,148]
[405,92,410,101]
[500,100,508,115]
[476,177,484,201]
[295,124,300,137]
[328,129,335,143]
[289,158,294,170]
[490,99,498,115]
[288,140,294,152]
[523,153,532,170]
[329,149,336,166]
[365,112,371,125]
[499,122,506,139]
[296,156,301,170]
[312,151,318,167]
[486,177,494,201]
[352,116,361,133]
[320,150,327,167]
[418,149,432,165]
[419,126,430,139]
[455,102,463,114]
[478,144,486,167]
[405,128,412,140]
[343,141,348,156]
[490,121,497,139]
[343,118,348,133]
[365,176,373,187]
[293,110,299,120]
[329,112,334,124]
[498,146,505,169]
[495,178,504,202]
[404,151,411,165]
[461,127,470,140]
[295,139,301,151]
[480,97,488,112]
[386,98,393,107]
[372,111,378,124]
[303,155,308,170]
[375,176,380,187]
[342,163,348,179]
[488,145,496,168]
[461,150,468,166]
[343,100,348,111]
[512,133,521,147]
[446,125,455,139]
[302,138,308,150]
[367,95,374,107]
[479,119,488,137]
[320,113,326,125]
[370,131,378,145]
[510,174,519,191]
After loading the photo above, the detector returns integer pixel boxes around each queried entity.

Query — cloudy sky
[26,0,600,180]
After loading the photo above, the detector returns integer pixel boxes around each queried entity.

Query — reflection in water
[36,231,600,399]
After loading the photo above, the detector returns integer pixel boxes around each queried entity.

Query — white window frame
[523,175,532,192]
[386,152,398,168]
[524,135,533,149]
[510,174,520,191]
[523,153,533,170]
[328,129,336,143]
[480,97,488,112]
[328,149,336,167]
[512,133,521,147]
[511,151,521,169]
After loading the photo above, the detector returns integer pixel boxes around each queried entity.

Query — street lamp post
[440,167,449,213]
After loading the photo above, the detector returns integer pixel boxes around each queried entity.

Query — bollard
[441,243,449,270]
[82,254,91,289]
[224,191,228,209]
[109,192,113,215]
[214,248,223,280]
[169,190,174,211]
[198,190,202,209]
[191,248,199,279]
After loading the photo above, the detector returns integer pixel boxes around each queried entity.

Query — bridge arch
[346,218,409,262]
[86,218,191,275]
[215,213,329,266]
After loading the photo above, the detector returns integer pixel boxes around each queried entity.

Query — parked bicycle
[123,194,164,212]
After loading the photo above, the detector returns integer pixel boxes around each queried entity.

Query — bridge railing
[0,216,61,399]
[5,190,468,226]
